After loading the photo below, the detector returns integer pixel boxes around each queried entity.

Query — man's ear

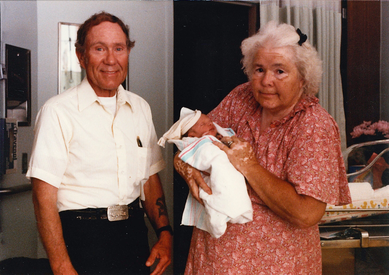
[76,50,86,69]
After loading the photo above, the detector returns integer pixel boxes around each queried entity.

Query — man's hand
[173,152,212,204]
[146,231,173,275]
[51,262,78,275]
[142,174,172,274]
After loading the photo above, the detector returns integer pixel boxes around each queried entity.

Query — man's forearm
[142,173,172,274]
[32,178,77,275]
[142,174,170,231]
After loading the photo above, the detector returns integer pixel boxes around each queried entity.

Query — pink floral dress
[184,82,351,275]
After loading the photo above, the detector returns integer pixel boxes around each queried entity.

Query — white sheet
[348,182,374,201]
[321,182,389,224]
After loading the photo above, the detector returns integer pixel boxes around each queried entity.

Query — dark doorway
[340,0,381,147]
[173,1,258,273]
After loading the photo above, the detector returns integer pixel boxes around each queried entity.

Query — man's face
[77,21,130,97]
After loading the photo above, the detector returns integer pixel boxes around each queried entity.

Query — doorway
[173,1,258,273]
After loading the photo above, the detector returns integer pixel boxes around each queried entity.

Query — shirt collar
[77,78,132,112]
[287,95,318,119]
[246,85,319,129]
[266,95,319,128]
[116,85,133,110]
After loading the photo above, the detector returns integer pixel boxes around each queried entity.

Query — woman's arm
[173,152,212,204]
[213,136,326,228]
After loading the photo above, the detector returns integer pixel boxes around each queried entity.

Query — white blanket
[171,135,253,238]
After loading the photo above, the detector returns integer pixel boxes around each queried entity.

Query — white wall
[0,0,38,260]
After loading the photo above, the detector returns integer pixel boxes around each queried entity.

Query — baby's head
[184,114,217,138]
[158,107,219,148]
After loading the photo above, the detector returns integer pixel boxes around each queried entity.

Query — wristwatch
[156,225,173,237]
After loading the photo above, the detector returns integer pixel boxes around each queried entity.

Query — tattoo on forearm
[156,197,168,217]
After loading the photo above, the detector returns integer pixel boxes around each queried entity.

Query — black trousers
[59,207,150,275]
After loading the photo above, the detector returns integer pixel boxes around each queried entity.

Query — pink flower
[375,121,389,138]
[351,120,389,138]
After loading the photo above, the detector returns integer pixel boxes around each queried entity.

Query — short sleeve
[26,104,70,187]
[141,102,166,177]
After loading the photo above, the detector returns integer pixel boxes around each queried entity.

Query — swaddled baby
[158,107,253,238]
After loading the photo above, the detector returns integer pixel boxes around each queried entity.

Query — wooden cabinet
[342,0,381,146]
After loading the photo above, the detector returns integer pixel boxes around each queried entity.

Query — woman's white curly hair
[241,21,323,96]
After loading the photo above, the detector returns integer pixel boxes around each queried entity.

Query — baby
[158,107,252,238]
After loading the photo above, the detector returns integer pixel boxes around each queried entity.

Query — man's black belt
[60,198,141,222]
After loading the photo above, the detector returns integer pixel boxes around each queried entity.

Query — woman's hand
[213,136,258,176]
[173,152,212,204]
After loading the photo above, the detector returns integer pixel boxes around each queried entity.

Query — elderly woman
[174,21,351,274]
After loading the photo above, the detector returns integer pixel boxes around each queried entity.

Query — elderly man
[27,12,172,275]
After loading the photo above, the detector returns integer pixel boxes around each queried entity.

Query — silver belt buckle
[107,205,129,221]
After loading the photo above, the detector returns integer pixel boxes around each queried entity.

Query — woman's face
[250,47,304,117]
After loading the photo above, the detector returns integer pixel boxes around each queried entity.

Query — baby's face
[187,114,217,138]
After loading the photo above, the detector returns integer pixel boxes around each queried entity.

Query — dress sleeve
[285,115,351,206]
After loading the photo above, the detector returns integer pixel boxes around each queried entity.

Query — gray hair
[241,21,323,96]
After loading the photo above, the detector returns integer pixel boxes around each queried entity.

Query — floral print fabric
[184,82,351,275]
